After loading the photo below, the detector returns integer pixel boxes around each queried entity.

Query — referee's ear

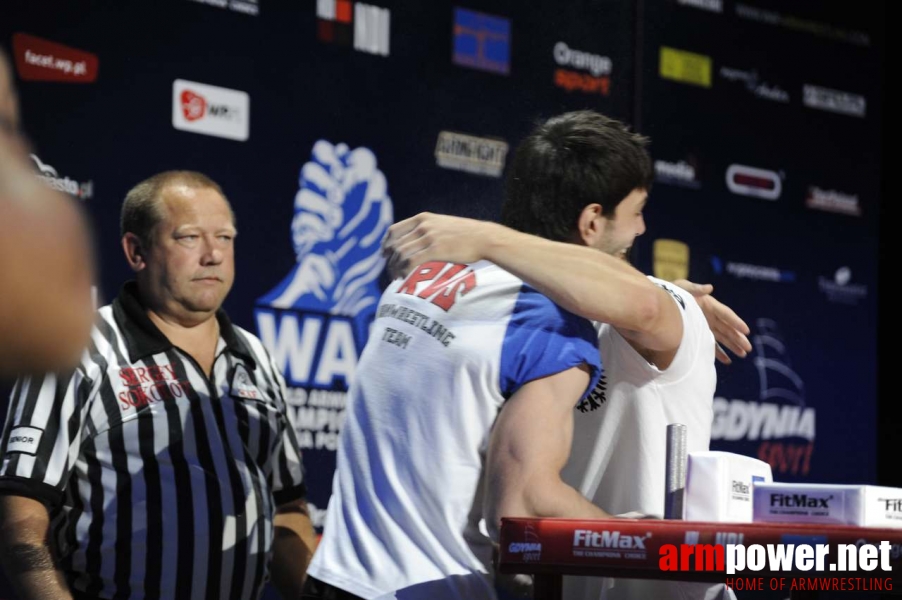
[122,232,147,272]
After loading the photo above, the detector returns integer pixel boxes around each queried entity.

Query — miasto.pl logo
[30,154,94,200]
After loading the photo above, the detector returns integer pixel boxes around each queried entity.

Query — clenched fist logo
[259,141,394,316]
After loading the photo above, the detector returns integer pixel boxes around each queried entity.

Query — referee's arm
[266,355,317,598]
[0,494,73,600]
[270,496,317,597]
[0,371,92,600]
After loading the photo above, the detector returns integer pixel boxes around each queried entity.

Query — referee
[0,171,316,600]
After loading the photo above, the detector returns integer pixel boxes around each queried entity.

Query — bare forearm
[0,496,72,600]
[0,543,72,600]
[270,505,317,598]
[511,476,610,521]
[487,476,610,540]
[478,223,663,332]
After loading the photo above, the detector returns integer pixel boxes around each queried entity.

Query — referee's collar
[112,281,257,369]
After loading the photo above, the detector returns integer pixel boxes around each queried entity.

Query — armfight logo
[254,140,393,530]
[12,33,98,83]
[30,154,94,200]
[712,319,816,476]
[434,131,508,177]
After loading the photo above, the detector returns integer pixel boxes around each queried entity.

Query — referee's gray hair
[120,171,235,244]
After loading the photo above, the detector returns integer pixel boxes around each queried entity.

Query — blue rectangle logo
[452,7,510,75]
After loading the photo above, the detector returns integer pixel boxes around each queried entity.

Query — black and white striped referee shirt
[0,282,307,600]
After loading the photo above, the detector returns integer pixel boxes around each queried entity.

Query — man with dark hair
[0,48,95,376]
[384,110,747,600]
[0,171,317,600]
[502,111,654,250]
[301,111,697,600]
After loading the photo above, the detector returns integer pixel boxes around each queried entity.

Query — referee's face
[145,185,236,321]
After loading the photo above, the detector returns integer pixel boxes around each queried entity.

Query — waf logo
[180,90,206,121]
[254,140,393,532]
[117,364,195,411]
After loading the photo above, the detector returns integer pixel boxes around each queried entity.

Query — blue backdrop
[2,0,884,597]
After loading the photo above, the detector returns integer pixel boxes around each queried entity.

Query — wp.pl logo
[172,79,250,141]
[180,90,206,121]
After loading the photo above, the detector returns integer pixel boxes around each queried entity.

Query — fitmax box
[752,483,902,528]
[683,451,773,522]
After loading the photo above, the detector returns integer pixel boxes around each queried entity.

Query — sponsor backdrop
[2,0,883,597]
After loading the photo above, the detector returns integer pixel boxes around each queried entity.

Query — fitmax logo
[573,530,651,549]
[879,498,902,513]
[770,494,833,508]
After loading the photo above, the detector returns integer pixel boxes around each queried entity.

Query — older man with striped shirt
[0,171,316,600]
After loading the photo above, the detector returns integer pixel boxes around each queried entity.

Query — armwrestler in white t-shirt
[383,214,750,600]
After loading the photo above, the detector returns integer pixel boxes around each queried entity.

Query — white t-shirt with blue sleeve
[308,260,602,600]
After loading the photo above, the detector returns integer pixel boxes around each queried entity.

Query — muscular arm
[269,497,318,598]
[0,495,73,600]
[384,214,682,354]
[484,366,611,541]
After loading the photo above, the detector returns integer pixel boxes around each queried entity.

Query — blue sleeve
[499,285,602,403]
